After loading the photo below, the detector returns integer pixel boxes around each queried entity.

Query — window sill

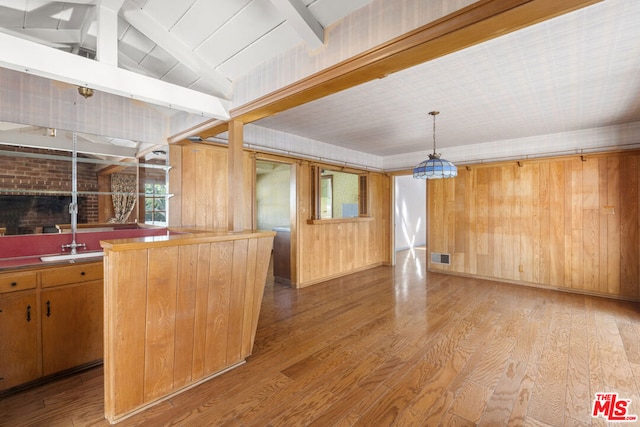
[306,217,373,225]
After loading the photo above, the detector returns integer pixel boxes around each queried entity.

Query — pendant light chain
[431,111,438,155]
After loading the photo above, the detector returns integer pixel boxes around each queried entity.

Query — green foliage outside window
[144,182,167,225]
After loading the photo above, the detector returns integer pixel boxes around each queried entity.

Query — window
[144,182,167,225]
[312,166,368,220]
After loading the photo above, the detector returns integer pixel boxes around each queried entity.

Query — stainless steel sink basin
[40,251,104,262]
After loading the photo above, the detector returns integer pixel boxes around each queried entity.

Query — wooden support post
[228,120,245,232]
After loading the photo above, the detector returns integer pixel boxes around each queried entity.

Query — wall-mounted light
[78,86,94,99]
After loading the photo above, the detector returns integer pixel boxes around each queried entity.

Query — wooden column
[228,120,245,232]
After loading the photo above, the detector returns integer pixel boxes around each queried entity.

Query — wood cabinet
[0,261,103,392]
[0,290,39,390]
[41,280,103,375]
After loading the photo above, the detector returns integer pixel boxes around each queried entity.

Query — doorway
[255,160,294,285]
[393,174,427,266]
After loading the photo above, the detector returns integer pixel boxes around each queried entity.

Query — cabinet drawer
[0,271,38,293]
[41,262,103,288]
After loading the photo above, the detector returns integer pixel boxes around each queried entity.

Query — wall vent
[431,252,451,265]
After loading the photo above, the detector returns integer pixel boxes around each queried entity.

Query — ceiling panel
[139,45,179,79]
[22,3,64,27]
[195,0,286,70]
[0,6,23,26]
[217,22,301,80]
[168,0,253,50]
[139,0,192,30]
[161,62,201,89]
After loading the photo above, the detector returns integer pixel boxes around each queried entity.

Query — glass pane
[154,198,165,210]
[320,169,359,218]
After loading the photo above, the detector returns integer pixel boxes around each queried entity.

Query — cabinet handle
[26,305,31,322]
[81,271,86,276]
[46,300,51,317]
[11,282,17,287]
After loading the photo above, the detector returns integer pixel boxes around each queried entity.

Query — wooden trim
[428,268,640,303]
[306,217,373,225]
[190,0,600,140]
[295,262,384,288]
[167,119,228,145]
[460,149,640,169]
[288,162,298,287]
[100,229,276,252]
[311,165,320,220]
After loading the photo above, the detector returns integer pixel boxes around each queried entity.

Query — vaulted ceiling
[0,0,372,114]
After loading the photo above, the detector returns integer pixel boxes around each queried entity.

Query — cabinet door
[0,291,39,391]
[41,281,103,376]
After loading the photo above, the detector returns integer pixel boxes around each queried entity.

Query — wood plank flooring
[2,248,639,426]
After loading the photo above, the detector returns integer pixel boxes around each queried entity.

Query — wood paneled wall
[428,151,640,300]
[171,144,392,288]
[297,164,391,287]
[170,143,253,230]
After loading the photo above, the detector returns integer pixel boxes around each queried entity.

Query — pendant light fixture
[413,111,457,179]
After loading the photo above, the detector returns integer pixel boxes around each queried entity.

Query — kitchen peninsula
[101,228,274,423]
[0,226,274,424]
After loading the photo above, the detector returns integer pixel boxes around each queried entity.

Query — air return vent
[431,252,451,265]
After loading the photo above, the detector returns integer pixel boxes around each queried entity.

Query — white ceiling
[0,0,639,166]
[255,0,640,159]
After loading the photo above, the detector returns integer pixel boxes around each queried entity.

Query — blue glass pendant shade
[413,111,457,179]
[413,153,458,179]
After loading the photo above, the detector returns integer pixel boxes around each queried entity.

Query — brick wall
[0,146,99,234]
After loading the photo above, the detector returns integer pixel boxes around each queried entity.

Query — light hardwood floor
[2,248,639,426]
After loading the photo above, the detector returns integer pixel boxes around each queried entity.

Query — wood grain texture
[103,249,148,418]
[191,243,211,379]
[173,245,198,389]
[227,239,249,365]
[228,120,245,232]
[4,249,640,425]
[0,290,39,390]
[144,246,179,402]
[429,151,640,301]
[102,233,274,422]
[297,165,391,287]
[41,281,103,376]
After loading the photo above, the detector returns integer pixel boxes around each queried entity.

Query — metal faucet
[61,241,86,255]
[61,132,85,256]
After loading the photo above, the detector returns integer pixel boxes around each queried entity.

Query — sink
[40,251,104,262]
